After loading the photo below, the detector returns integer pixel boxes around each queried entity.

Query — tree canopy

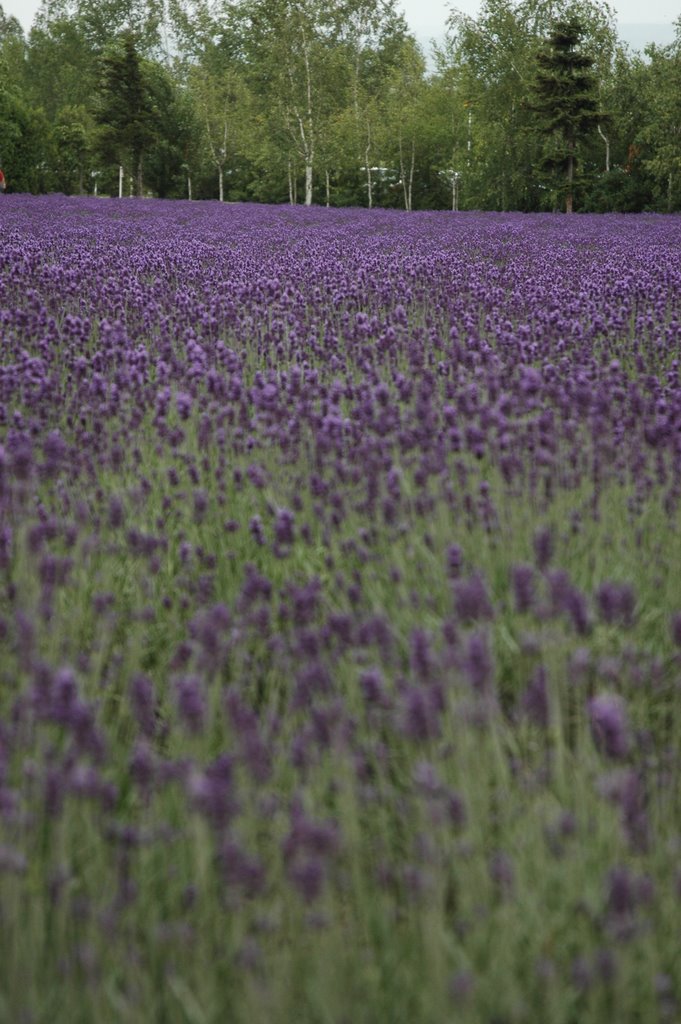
[0,0,680,211]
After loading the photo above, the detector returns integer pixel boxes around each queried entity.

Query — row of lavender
[1,196,681,1022]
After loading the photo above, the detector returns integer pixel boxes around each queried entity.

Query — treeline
[1,0,680,211]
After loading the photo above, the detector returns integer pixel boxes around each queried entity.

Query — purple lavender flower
[193,489,209,523]
[42,429,67,477]
[597,768,649,851]
[249,515,266,546]
[9,435,34,481]
[454,573,494,623]
[463,630,494,696]
[671,612,681,647]
[446,543,464,578]
[274,507,295,547]
[519,665,549,728]
[511,563,536,613]
[359,668,390,708]
[489,851,514,895]
[588,693,631,759]
[596,581,636,627]
[175,675,206,734]
[187,755,238,827]
[401,686,439,741]
[219,839,265,897]
[410,628,435,682]
[129,674,157,738]
[533,525,554,570]
[564,586,591,636]
[605,864,636,916]
[175,391,193,420]
[129,740,155,792]
[289,858,325,903]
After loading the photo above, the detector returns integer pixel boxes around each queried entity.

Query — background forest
[0,0,680,212]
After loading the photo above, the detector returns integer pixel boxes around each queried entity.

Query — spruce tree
[96,31,157,196]
[530,19,600,213]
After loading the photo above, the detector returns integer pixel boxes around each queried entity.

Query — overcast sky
[400,0,678,36]
[2,0,678,47]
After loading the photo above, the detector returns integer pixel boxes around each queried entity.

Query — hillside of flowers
[1,195,681,1023]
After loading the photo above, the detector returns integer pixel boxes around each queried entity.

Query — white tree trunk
[407,139,415,213]
[305,161,313,205]
[597,124,610,173]
[398,130,408,211]
[365,125,372,209]
[287,161,298,205]
[118,164,124,198]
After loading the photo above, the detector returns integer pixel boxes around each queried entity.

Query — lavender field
[2,195,681,1024]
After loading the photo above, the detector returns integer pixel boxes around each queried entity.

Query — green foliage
[52,104,94,192]
[0,4,28,93]
[0,0,680,208]
[639,40,681,211]
[0,83,54,191]
[26,19,96,123]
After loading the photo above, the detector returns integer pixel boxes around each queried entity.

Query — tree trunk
[299,31,314,207]
[325,169,330,208]
[467,108,472,167]
[408,139,415,213]
[218,166,224,202]
[597,124,610,173]
[365,125,372,209]
[187,174,192,201]
[566,145,574,214]
[305,160,313,206]
[118,164,124,199]
[398,130,408,211]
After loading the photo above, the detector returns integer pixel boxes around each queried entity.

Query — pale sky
[400,0,679,37]
[2,0,679,45]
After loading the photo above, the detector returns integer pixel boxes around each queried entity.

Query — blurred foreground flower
[588,693,631,760]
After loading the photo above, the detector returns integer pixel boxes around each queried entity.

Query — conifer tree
[530,18,600,213]
[95,31,157,195]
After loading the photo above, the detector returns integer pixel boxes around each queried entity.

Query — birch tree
[384,38,425,210]
[338,0,409,205]
[189,64,250,201]
[639,37,681,212]
[239,0,343,205]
